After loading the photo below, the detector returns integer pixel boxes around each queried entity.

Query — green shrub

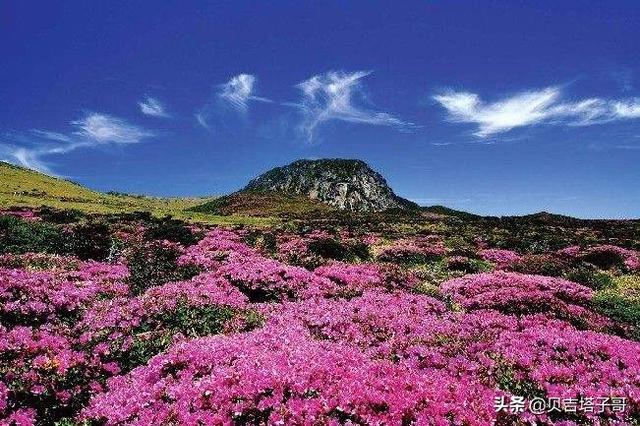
[509,254,569,277]
[581,250,626,270]
[593,293,640,340]
[126,242,200,295]
[37,207,86,224]
[0,216,69,255]
[144,216,199,246]
[564,266,614,290]
[346,241,372,262]
[308,238,348,260]
[67,221,113,261]
[117,305,263,371]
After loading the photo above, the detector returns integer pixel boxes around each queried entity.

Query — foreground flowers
[2,225,640,425]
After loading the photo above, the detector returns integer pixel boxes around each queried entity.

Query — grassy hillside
[0,162,274,226]
[190,190,335,218]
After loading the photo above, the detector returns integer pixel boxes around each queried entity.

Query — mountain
[240,159,417,212]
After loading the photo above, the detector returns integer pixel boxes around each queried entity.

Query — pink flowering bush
[478,248,522,269]
[557,244,640,273]
[314,262,417,297]
[267,291,447,356]
[0,325,120,424]
[377,236,447,264]
[556,245,582,259]
[0,261,128,326]
[178,228,257,271]
[493,325,640,423]
[274,235,322,267]
[179,229,335,301]
[82,326,499,426]
[441,272,612,330]
[2,220,640,425]
[215,253,331,301]
[76,272,258,371]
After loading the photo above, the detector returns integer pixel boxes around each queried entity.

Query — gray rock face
[243,159,417,212]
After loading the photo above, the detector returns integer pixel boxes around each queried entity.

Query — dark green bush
[446,257,489,274]
[126,242,200,295]
[509,254,570,277]
[581,250,626,270]
[36,207,85,224]
[144,216,198,246]
[564,266,614,290]
[0,216,69,255]
[117,305,263,371]
[67,221,113,261]
[592,293,640,340]
[347,241,372,262]
[308,238,348,260]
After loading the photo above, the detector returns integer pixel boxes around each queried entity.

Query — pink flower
[478,249,522,268]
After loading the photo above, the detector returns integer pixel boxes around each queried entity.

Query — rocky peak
[242,159,416,212]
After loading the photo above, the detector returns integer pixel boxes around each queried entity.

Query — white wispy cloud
[196,73,271,130]
[293,71,413,141]
[0,146,54,174]
[219,74,256,112]
[433,86,640,137]
[72,113,154,144]
[612,99,640,118]
[29,130,73,143]
[0,113,154,174]
[295,70,412,142]
[194,112,210,130]
[139,96,169,118]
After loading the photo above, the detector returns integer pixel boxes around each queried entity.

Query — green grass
[593,274,640,339]
[0,162,276,226]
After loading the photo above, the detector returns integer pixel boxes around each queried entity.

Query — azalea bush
[440,272,613,330]
[478,248,522,269]
[275,229,371,268]
[314,262,417,297]
[81,327,499,426]
[557,244,640,273]
[0,261,129,327]
[2,214,640,425]
[377,236,447,264]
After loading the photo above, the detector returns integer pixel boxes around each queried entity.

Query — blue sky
[1,1,639,218]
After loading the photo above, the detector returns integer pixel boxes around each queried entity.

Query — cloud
[0,146,54,174]
[139,96,169,118]
[433,87,640,137]
[196,74,271,130]
[194,112,210,130]
[72,113,154,144]
[0,113,154,174]
[612,99,640,118]
[295,70,412,142]
[29,130,73,143]
[219,74,256,112]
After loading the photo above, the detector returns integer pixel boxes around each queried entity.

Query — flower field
[1,208,640,425]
